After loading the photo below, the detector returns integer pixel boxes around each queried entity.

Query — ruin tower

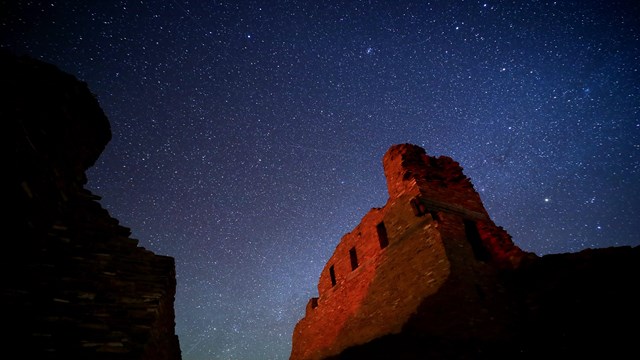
[289,143,529,360]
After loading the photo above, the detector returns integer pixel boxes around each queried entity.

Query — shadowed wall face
[290,144,526,360]
[291,143,640,360]
[2,52,181,360]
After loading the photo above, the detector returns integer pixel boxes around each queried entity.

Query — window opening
[349,247,359,270]
[377,222,389,249]
[410,197,426,216]
[329,265,336,286]
[464,220,491,261]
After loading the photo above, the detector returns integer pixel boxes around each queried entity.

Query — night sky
[2,1,639,359]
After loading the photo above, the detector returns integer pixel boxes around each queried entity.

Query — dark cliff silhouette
[1,51,181,359]
[291,143,639,360]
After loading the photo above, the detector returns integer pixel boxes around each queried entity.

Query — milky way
[2,1,639,359]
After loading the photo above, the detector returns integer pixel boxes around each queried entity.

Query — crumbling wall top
[382,143,428,199]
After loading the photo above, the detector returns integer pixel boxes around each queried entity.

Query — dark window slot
[377,222,389,249]
[349,247,359,270]
[329,265,336,286]
[464,220,491,261]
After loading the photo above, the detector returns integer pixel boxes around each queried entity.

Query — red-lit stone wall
[383,143,489,216]
[291,194,450,360]
[290,144,527,360]
[292,143,639,360]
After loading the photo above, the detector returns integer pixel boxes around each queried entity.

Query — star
[4,1,637,358]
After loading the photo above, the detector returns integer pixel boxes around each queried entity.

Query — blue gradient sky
[2,1,638,359]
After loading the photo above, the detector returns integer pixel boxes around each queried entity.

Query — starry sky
[2,0,639,359]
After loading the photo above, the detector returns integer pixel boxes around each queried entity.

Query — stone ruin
[2,51,181,359]
[291,143,640,360]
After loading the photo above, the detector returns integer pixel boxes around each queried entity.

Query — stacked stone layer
[291,143,639,360]
[2,52,181,359]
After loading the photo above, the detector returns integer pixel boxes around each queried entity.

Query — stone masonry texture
[2,51,181,359]
[290,143,640,360]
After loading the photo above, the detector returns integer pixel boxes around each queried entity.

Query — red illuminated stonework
[290,144,529,360]
[290,143,639,360]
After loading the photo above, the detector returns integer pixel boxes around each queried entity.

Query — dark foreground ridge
[291,143,640,360]
[2,51,181,359]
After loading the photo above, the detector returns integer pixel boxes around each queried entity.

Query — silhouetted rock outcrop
[291,143,639,360]
[2,51,181,359]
